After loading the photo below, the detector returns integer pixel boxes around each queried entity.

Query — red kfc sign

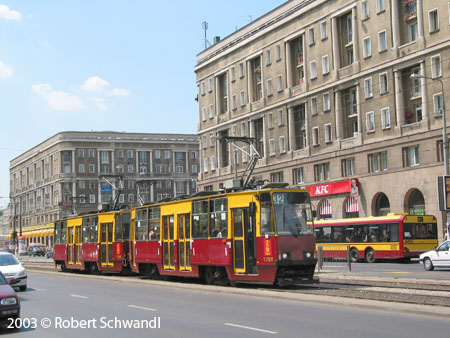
[306,179,359,197]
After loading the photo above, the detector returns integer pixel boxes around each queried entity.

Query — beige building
[195,0,450,240]
[9,131,199,241]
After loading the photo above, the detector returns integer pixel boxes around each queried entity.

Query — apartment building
[195,0,450,240]
[9,131,199,233]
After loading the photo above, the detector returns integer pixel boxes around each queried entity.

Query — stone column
[416,0,425,48]
[331,17,340,79]
[286,42,292,88]
[394,70,405,126]
[335,91,343,139]
[288,106,295,151]
[391,0,400,56]
[420,61,428,123]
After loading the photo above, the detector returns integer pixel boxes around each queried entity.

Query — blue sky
[0,1,284,208]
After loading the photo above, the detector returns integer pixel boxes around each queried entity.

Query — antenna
[202,21,211,49]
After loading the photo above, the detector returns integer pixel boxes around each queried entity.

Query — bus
[314,213,438,263]
[54,187,317,286]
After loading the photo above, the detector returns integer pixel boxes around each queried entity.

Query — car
[29,247,45,257]
[0,271,20,327]
[0,253,27,292]
[0,248,14,255]
[419,240,450,271]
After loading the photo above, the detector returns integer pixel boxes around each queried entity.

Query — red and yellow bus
[54,187,317,286]
[314,213,438,263]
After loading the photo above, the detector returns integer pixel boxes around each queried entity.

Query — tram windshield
[273,192,314,236]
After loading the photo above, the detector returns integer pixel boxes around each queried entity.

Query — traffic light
[438,176,450,210]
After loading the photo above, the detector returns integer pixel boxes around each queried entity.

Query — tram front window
[273,192,313,236]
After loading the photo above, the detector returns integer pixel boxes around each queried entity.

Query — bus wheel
[350,248,359,262]
[365,249,376,263]
[423,258,434,271]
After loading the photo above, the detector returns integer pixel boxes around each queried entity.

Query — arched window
[408,189,425,215]
[375,193,390,216]
[344,196,359,218]
[319,199,332,219]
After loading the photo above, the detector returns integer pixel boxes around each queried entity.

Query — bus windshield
[403,222,437,240]
[273,192,314,236]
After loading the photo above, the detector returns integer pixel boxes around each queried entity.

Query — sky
[0,0,285,209]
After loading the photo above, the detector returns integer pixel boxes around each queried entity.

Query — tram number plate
[263,257,274,263]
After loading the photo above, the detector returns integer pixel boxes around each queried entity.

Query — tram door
[74,225,82,265]
[178,214,191,271]
[232,208,257,274]
[100,223,113,267]
[67,226,74,264]
[162,215,176,270]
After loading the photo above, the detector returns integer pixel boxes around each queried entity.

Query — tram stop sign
[437,176,450,210]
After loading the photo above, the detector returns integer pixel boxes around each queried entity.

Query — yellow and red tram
[54,187,317,286]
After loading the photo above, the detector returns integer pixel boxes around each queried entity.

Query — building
[195,0,450,240]
[0,208,10,247]
[9,131,199,245]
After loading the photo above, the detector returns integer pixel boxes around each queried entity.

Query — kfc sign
[307,179,359,197]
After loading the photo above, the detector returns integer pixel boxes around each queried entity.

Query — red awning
[319,200,332,215]
[345,197,359,213]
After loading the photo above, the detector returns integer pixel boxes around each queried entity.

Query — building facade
[9,131,199,241]
[195,0,450,240]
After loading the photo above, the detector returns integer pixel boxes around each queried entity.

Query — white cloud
[0,4,22,20]
[112,88,130,97]
[93,97,108,111]
[32,83,86,111]
[0,59,13,79]
[81,76,110,92]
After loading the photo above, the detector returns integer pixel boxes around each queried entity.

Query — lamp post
[411,74,448,175]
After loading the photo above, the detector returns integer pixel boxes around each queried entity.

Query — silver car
[0,253,27,291]
[419,240,450,271]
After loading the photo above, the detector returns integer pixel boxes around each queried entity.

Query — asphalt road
[2,271,448,337]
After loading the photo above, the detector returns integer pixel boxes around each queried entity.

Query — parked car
[419,240,450,271]
[29,247,45,257]
[0,253,27,292]
[0,271,20,327]
[45,248,54,259]
[0,248,14,255]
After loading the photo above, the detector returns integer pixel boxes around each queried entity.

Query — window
[379,72,388,94]
[127,164,134,173]
[203,158,208,173]
[270,171,284,183]
[433,93,444,115]
[293,168,304,184]
[155,165,161,173]
[341,158,355,176]
[269,139,275,156]
[376,0,385,13]
[381,107,391,129]
[176,165,184,173]
[429,9,439,33]
[139,151,147,164]
[78,149,84,158]
[239,63,244,78]
[403,146,420,167]
[366,111,375,132]
[210,156,216,171]
[312,126,319,146]
[89,194,95,204]
[78,164,85,173]
[408,21,418,43]
[209,133,214,147]
[231,94,237,110]
[191,151,198,159]
[310,60,317,79]
[209,104,214,118]
[79,195,85,204]
[364,77,373,99]
[268,112,274,129]
[279,136,286,153]
[363,37,371,58]
[201,81,206,96]
[361,1,369,20]
[89,164,95,173]
[242,146,248,163]
[89,149,95,158]
[101,151,109,164]
[240,90,246,106]
[79,181,85,189]
[314,163,330,181]
[311,97,318,115]
[378,30,387,52]
[277,74,283,92]
[325,123,332,143]
[276,44,281,61]
[369,152,388,172]
[127,150,133,158]
[278,109,284,126]
[165,151,170,159]
[323,93,331,111]
[101,165,110,173]
[308,27,315,45]
[117,150,123,159]
[192,165,198,173]
[266,50,271,66]
[89,181,95,189]
[431,55,441,78]
[250,56,263,102]
[217,72,228,113]
[266,78,273,96]
[241,122,247,136]
[201,107,206,121]
[320,21,328,40]
[231,67,236,82]
[322,55,329,75]
[208,77,213,92]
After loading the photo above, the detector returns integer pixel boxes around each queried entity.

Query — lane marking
[71,294,88,299]
[128,305,157,312]
[34,288,46,291]
[224,323,278,334]
[385,271,411,274]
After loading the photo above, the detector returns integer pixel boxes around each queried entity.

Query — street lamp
[410,73,448,175]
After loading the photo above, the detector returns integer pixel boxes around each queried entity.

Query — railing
[317,244,351,271]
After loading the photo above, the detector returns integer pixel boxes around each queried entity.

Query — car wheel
[19,285,26,292]
[423,258,434,271]
[365,248,376,263]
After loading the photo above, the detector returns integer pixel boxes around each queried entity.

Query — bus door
[74,224,82,265]
[67,225,74,264]
[178,214,191,271]
[232,208,257,274]
[162,215,176,270]
[100,222,113,267]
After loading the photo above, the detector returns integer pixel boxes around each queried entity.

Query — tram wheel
[60,261,68,272]
[350,248,359,262]
[365,248,376,263]
[204,267,214,285]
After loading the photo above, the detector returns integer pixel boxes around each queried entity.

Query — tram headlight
[305,251,312,259]
[278,251,291,260]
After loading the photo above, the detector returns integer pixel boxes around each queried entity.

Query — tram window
[90,217,98,243]
[82,217,91,244]
[54,222,61,244]
[192,200,209,238]
[114,214,123,242]
[260,192,275,235]
[135,208,148,241]
[61,221,67,245]
[148,207,160,241]
[210,198,227,237]
[122,213,131,241]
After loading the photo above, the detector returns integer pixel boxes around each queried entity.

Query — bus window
[192,200,209,238]
[331,226,343,243]
[149,207,160,240]
[343,227,354,242]
[114,214,123,242]
[210,198,227,237]
[404,222,437,240]
[135,208,148,241]
[82,217,90,243]
[260,193,274,235]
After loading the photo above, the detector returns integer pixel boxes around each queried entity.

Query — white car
[419,240,450,271]
[0,253,27,291]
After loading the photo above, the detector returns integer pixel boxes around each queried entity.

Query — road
[2,271,448,337]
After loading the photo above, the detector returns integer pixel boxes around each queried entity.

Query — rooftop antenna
[202,21,211,49]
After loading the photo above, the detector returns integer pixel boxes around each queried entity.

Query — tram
[54,186,317,285]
